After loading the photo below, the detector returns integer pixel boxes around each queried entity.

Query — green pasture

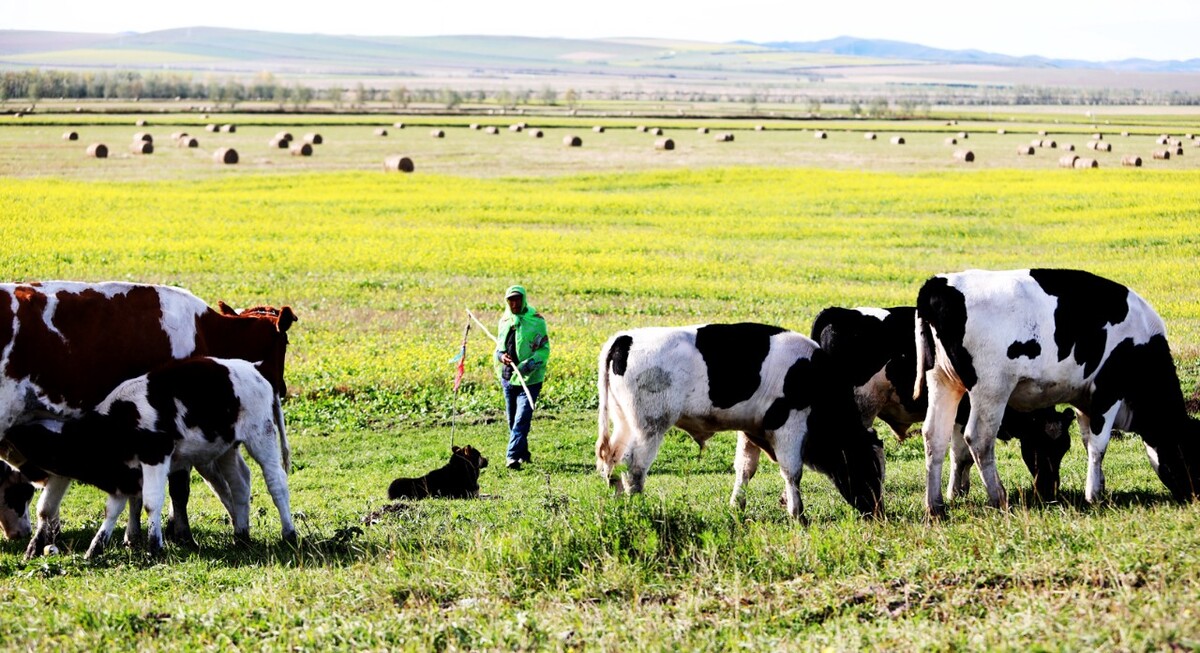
[2,114,1200,649]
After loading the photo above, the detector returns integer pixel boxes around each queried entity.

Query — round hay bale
[957,132,968,139]
[86,143,108,158]
[1017,145,1035,155]
[715,133,734,142]
[1169,138,1183,147]
[636,126,648,132]
[1061,143,1075,151]
[696,127,708,134]
[62,131,79,141]
[132,132,153,143]
[509,124,524,132]
[136,119,147,126]
[290,142,313,156]
[1058,155,1079,168]
[865,132,877,140]
[1038,129,1048,136]
[393,122,405,129]
[484,126,499,135]
[1121,155,1143,167]
[130,141,153,155]
[1176,146,1185,156]
[431,129,446,138]
[214,148,238,164]
[953,150,975,162]
[1031,138,1043,147]
[563,135,583,147]
[275,131,294,142]
[514,122,528,130]
[1156,136,1170,145]
[470,124,481,130]
[1153,149,1171,160]
[944,137,958,145]
[996,128,1007,135]
[814,131,827,139]
[169,131,187,140]
[890,136,905,145]
[755,125,765,131]
[654,138,675,151]
[383,155,414,172]
[1096,142,1112,152]
[1074,158,1098,169]
[1122,131,1130,137]
[1042,140,1058,149]
[1092,133,1103,140]
[304,133,323,145]
[648,127,663,136]
[529,129,544,138]
[594,126,606,133]
[206,124,219,132]
[177,136,199,148]
[220,124,236,133]
[269,137,290,149]
[374,128,388,137]
[14,112,23,118]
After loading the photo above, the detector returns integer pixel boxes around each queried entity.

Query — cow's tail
[914,310,933,401]
[596,337,614,476]
[272,393,291,475]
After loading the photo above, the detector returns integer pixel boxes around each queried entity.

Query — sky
[5,0,1200,63]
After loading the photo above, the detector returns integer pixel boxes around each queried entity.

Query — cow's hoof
[926,505,948,521]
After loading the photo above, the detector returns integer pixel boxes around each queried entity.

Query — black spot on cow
[917,276,978,390]
[1006,339,1042,360]
[1029,269,1130,377]
[694,323,785,409]
[636,367,672,394]
[812,306,925,420]
[762,357,820,431]
[146,358,240,447]
[608,335,633,376]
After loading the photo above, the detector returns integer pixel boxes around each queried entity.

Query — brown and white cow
[0,461,34,541]
[6,357,294,558]
[0,282,295,557]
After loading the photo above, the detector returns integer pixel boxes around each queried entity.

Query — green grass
[3,115,1200,649]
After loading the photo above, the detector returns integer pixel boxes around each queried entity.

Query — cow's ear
[452,445,461,453]
[278,306,298,332]
[218,301,239,316]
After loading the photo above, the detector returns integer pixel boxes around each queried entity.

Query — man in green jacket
[495,285,550,470]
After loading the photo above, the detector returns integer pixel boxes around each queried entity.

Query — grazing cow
[0,282,295,557]
[595,323,885,519]
[387,445,489,500]
[811,306,1075,500]
[915,268,1200,516]
[4,357,294,558]
[0,461,34,541]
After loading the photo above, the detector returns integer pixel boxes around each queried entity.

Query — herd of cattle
[0,268,1197,560]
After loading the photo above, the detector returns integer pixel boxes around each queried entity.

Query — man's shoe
[506,459,522,471]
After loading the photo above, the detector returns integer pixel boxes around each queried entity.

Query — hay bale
[177,136,199,148]
[1169,138,1183,147]
[529,129,544,138]
[890,136,905,145]
[213,148,238,164]
[1042,140,1058,149]
[953,150,975,162]
[130,141,153,155]
[1074,158,1098,169]
[136,119,147,126]
[1092,133,1103,140]
[470,124,481,130]
[996,128,1006,135]
[132,132,153,143]
[1122,131,1130,137]
[269,137,290,149]
[393,122,405,129]
[755,125,765,131]
[275,131,294,142]
[383,155,414,172]
[594,126,606,133]
[715,133,734,142]
[374,128,388,137]
[654,138,675,151]
[169,132,187,140]
[944,137,958,145]
[1061,144,1075,152]
[206,124,219,132]
[1176,146,1185,156]
[957,132,968,139]
[220,124,236,133]
[636,126,648,132]
[290,142,313,156]
[62,131,78,141]
[86,143,108,158]
[563,135,583,147]
[648,127,663,136]
[509,124,524,132]
[514,122,528,130]
[1095,141,1112,152]
[1156,136,1170,145]
[696,127,708,134]
[1153,150,1171,160]
[865,132,877,140]
[814,131,827,139]
[1038,129,1048,136]
[484,126,499,135]
[1017,145,1035,155]
[1121,155,1142,167]
[1058,155,1079,168]
[431,129,446,138]
[303,133,323,145]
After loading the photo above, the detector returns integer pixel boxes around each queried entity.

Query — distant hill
[750,36,1200,73]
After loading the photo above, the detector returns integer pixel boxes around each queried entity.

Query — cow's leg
[124,496,142,547]
[947,424,973,501]
[622,430,666,495]
[1080,404,1121,504]
[773,427,806,522]
[241,429,297,544]
[140,463,170,555]
[730,431,762,510]
[922,371,963,518]
[962,395,1008,510]
[164,468,196,547]
[25,474,71,559]
[85,494,129,559]
[212,447,252,542]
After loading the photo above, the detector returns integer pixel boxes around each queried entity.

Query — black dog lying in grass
[387,445,489,500]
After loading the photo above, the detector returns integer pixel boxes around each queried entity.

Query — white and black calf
[0,461,34,541]
[3,357,295,558]
[596,323,885,519]
[915,268,1200,516]
[811,306,1074,500]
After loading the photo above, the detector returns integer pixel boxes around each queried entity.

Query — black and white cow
[811,306,1075,500]
[915,268,1200,516]
[595,323,885,519]
[3,357,295,558]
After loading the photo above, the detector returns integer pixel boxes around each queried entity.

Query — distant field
[3,110,1200,649]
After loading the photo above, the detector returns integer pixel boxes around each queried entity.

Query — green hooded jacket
[494,285,550,385]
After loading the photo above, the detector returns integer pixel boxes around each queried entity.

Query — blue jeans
[504,381,542,463]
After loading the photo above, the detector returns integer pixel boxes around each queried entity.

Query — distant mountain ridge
[748,36,1200,73]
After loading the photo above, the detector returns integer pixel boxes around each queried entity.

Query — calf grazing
[387,445,489,500]
[916,268,1200,517]
[0,462,34,541]
[3,357,295,558]
[811,305,1075,500]
[596,323,885,520]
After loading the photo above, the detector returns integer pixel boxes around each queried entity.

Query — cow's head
[1000,407,1074,500]
[200,302,298,398]
[804,422,885,518]
[1149,418,1200,502]
[0,461,34,541]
